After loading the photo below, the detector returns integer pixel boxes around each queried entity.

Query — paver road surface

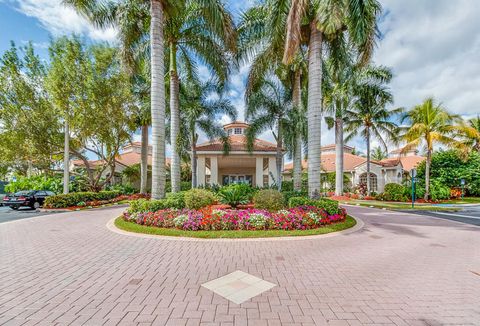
[1,205,479,325]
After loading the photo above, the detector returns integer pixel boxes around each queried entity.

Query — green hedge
[128,192,186,213]
[253,189,284,211]
[375,183,408,202]
[184,189,216,209]
[44,190,121,208]
[288,196,340,215]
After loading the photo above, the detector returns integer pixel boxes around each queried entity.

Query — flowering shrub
[122,205,347,231]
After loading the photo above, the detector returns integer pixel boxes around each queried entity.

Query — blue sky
[1,0,480,156]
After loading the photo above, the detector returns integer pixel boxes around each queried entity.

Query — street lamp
[460,178,465,200]
[410,169,417,208]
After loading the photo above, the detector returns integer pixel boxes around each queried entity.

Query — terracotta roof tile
[195,135,278,152]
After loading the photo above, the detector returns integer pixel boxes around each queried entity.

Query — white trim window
[234,128,243,135]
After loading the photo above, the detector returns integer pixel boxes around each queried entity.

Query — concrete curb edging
[106,215,364,242]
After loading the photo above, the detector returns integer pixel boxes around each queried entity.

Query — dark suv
[3,190,55,210]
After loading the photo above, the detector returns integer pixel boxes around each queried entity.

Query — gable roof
[72,151,171,168]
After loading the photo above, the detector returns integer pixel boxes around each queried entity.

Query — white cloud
[5,0,117,42]
[375,0,480,117]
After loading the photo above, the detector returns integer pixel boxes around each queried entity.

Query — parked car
[3,190,55,210]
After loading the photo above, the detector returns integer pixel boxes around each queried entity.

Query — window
[234,128,242,135]
[227,129,233,135]
[359,173,378,192]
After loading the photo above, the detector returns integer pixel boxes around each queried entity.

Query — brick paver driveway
[1,206,479,325]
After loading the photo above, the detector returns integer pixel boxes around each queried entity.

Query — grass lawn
[442,197,480,204]
[114,215,357,239]
[342,200,460,211]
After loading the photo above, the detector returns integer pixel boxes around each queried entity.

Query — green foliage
[165,181,192,193]
[165,192,186,209]
[4,175,88,194]
[128,193,186,214]
[416,150,480,196]
[253,189,284,211]
[281,190,308,205]
[218,184,251,208]
[106,183,136,195]
[44,190,121,208]
[288,197,340,215]
[415,180,450,201]
[184,189,216,209]
[376,183,408,202]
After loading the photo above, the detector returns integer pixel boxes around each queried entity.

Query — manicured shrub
[416,180,450,201]
[376,183,408,202]
[165,181,192,193]
[282,190,308,205]
[253,189,284,211]
[184,188,216,209]
[218,184,251,208]
[288,196,340,215]
[164,192,186,209]
[44,190,121,208]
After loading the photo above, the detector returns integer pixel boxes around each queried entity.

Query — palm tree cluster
[65,0,478,200]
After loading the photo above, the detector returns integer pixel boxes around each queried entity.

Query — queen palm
[401,98,462,200]
[245,76,292,191]
[283,0,381,197]
[371,146,387,161]
[238,2,307,192]
[164,0,235,193]
[177,80,236,188]
[458,116,480,153]
[344,67,400,195]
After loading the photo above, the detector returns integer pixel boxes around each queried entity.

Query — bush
[282,190,308,205]
[164,192,186,209]
[253,189,284,211]
[416,180,450,201]
[288,196,340,215]
[106,183,137,195]
[44,190,121,208]
[184,189,216,209]
[218,184,253,208]
[165,181,192,193]
[376,183,408,202]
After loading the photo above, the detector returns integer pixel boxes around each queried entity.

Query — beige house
[283,144,425,193]
[194,122,281,187]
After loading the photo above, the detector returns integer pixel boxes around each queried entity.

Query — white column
[197,156,206,186]
[255,157,264,187]
[268,157,276,186]
[210,156,218,186]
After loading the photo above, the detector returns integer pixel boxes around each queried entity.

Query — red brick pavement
[0,205,479,325]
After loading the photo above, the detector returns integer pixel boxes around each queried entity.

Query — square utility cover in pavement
[201,270,276,304]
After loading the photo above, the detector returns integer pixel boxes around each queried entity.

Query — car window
[46,191,55,196]
[14,191,33,196]
[36,191,47,196]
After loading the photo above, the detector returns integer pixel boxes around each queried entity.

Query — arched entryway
[360,172,378,192]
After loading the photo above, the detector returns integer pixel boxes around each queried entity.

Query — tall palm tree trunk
[140,124,148,193]
[366,127,371,196]
[191,139,197,188]
[169,43,181,193]
[292,70,302,192]
[150,0,166,199]
[425,149,431,201]
[335,114,344,196]
[276,120,283,192]
[63,119,70,194]
[307,24,323,198]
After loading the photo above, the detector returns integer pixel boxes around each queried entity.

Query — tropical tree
[283,0,382,197]
[400,98,463,200]
[164,0,235,193]
[371,146,387,161]
[46,36,89,194]
[64,0,184,199]
[344,66,400,195]
[238,1,307,192]
[177,80,236,188]
[245,76,291,191]
[457,116,480,153]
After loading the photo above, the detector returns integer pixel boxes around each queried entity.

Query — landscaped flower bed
[44,192,150,209]
[122,205,347,231]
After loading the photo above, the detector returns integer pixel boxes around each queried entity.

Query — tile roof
[195,135,278,152]
[72,152,171,168]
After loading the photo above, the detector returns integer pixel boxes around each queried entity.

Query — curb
[106,215,364,242]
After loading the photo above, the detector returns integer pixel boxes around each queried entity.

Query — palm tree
[457,115,480,153]
[401,98,462,200]
[177,80,236,188]
[344,66,400,195]
[245,76,292,191]
[64,0,182,199]
[238,2,307,192]
[371,146,387,161]
[283,0,382,197]
[165,0,235,193]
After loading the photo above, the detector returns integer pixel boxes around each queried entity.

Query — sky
[1,0,480,157]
